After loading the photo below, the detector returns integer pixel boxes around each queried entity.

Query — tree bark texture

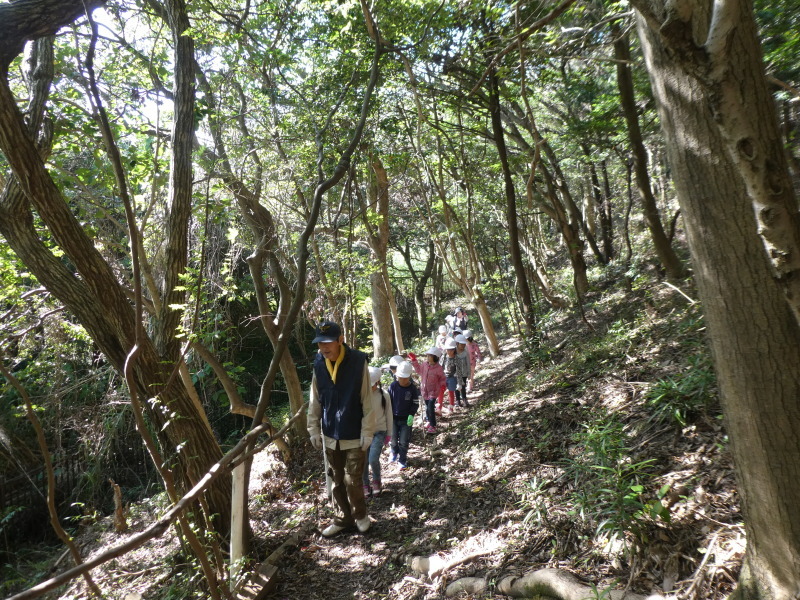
[613,27,685,280]
[0,0,104,71]
[154,0,195,363]
[636,3,800,597]
[488,71,536,335]
[369,156,404,355]
[0,3,230,535]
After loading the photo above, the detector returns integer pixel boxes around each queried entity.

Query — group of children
[362,313,483,498]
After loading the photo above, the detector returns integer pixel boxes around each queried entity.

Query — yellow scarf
[325,345,346,383]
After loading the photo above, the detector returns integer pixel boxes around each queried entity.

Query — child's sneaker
[371,481,382,497]
[426,425,437,434]
[363,484,371,498]
[399,463,408,471]
[390,452,398,463]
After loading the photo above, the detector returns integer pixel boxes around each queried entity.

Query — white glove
[360,435,373,452]
[310,433,322,450]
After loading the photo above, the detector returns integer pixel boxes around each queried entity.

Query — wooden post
[230,461,248,589]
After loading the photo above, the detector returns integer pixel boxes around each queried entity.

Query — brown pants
[326,443,367,526]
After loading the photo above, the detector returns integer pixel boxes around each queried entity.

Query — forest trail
[246,287,744,600]
[48,289,743,600]
[250,337,529,600]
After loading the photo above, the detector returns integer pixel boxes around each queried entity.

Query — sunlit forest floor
[25,274,744,600]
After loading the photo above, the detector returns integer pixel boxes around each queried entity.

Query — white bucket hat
[395,361,413,378]
[368,366,382,386]
[425,346,443,358]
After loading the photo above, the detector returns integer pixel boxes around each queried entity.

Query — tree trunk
[488,71,536,335]
[370,270,395,356]
[599,160,615,261]
[636,3,800,597]
[197,67,309,441]
[0,38,231,537]
[536,161,590,298]
[360,157,398,357]
[372,157,405,354]
[414,240,436,337]
[613,26,685,280]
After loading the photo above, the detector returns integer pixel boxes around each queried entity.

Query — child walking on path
[363,366,393,498]
[441,338,458,412]
[408,347,446,434]
[435,325,448,351]
[388,361,420,470]
[463,329,482,392]
[454,334,471,408]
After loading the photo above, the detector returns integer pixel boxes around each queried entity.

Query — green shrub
[645,353,717,426]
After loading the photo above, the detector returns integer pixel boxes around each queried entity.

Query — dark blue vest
[313,345,368,440]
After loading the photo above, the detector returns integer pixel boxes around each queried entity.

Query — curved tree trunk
[0,11,231,536]
[197,68,309,440]
[488,70,536,336]
[636,2,800,598]
[613,26,685,281]
[358,156,399,357]
[372,157,406,354]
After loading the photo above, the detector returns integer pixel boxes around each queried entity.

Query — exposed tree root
[445,567,670,599]
[408,548,495,579]
[444,577,488,597]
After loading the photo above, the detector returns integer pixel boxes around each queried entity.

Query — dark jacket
[313,345,369,440]
[388,380,420,419]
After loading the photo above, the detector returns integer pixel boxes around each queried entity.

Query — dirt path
[46,316,740,600]
[251,339,527,600]
[250,315,741,600]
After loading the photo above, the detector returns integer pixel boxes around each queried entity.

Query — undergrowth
[517,280,721,563]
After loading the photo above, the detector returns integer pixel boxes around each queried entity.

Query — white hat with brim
[368,366,382,386]
[395,361,413,378]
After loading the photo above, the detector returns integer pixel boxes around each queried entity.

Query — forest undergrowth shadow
[11,279,743,600]
[248,280,741,600]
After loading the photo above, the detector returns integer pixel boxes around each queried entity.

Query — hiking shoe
[363,484,371,498]
[321,523,345,537]
[356,516,371,533]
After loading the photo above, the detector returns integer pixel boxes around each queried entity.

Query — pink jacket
[411,358,447,399]
[468,341,482,367]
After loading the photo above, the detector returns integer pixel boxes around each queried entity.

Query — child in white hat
[363,366,393,497]
[388,361,420,470]
[408,347,446,433]
[435,325,448,351]
[463,329,482,392]
[441,338,459,412]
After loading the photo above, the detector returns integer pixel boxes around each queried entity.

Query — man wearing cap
[307,320,375,537]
